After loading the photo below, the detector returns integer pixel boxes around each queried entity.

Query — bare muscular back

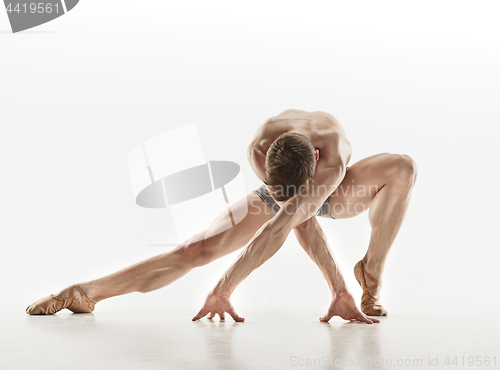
[248,109,352,182]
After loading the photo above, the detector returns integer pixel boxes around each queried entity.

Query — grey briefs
[253,185,334,219]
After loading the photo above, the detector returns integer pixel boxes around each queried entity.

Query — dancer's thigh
[185,192,275,260]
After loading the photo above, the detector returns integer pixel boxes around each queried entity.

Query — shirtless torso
[247,109,352,185]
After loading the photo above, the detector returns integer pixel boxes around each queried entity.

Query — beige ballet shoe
[354,260,388,316]
[26,285,96,315]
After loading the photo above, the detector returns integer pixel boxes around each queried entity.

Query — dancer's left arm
[293,217,379,324]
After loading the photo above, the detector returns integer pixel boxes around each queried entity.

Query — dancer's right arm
[191,216,290,322]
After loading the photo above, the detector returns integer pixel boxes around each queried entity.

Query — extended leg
[329,153,417,314]
[28,193,274,312]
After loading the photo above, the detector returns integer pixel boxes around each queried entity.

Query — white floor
[1,300,498,370]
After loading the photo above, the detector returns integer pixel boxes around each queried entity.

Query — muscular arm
[193,112,351,321]
[293,217,346,296]
[192,163,345,322]
[212,163,346,297]
[293,216,378,324]
[204,129,348,293]
[215,218,287,296]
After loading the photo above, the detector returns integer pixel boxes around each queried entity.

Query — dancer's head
[264,132,317,201]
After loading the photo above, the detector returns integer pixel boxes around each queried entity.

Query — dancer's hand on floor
[320,290,380,324]
[192,289,245,322]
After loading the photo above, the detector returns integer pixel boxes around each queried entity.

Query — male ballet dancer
[27,109,417,324]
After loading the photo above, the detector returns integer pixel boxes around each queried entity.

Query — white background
[1,1,499,317]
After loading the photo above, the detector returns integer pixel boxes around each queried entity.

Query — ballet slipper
[354,260,388,316]
[26,285,96,315]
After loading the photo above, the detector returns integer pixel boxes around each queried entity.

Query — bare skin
[327,152,417,299]
[55,193,275,303]
[52,109,416,324]
[193,109,415,322]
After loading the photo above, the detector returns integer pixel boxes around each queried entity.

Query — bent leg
[57,193,274,303]
[329,153,417,299]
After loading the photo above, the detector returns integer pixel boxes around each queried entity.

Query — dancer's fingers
[320,311,334,322]
[192,308,209,321]
[227,307,245,322]
[357,313,373,324]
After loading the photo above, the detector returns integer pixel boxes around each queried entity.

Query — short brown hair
[264,132,316,201]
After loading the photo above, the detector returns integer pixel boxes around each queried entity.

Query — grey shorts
[253,185,334,219]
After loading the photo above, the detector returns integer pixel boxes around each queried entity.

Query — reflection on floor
[2,305,498,370]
